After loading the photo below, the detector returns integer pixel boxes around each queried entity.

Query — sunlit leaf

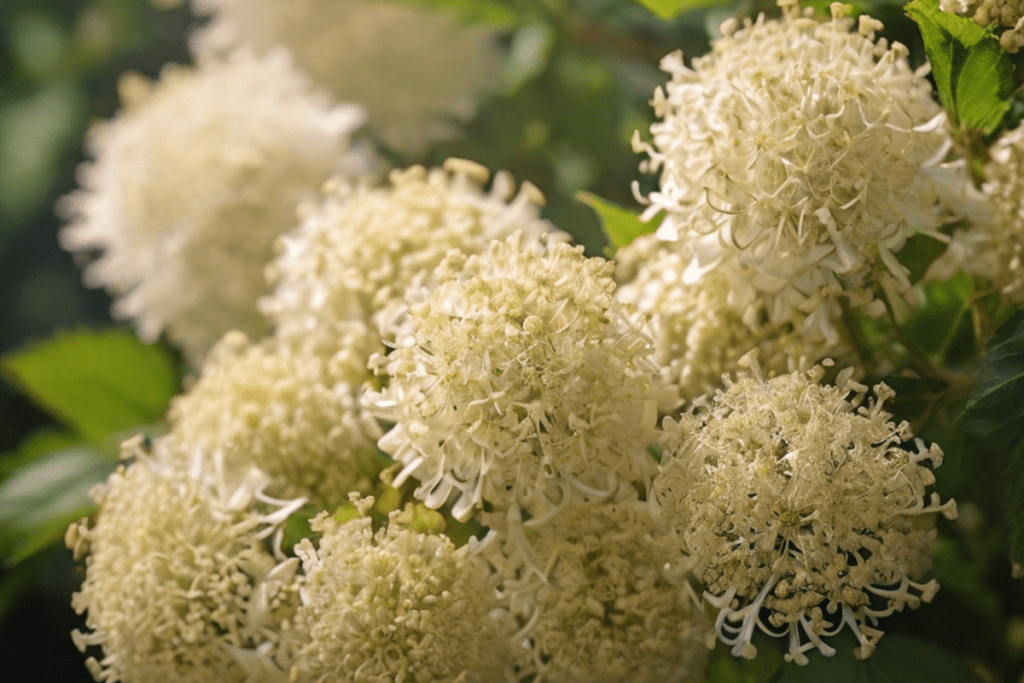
[1,328,179,442]
[905,0,1013,135]
[576,190,658,253]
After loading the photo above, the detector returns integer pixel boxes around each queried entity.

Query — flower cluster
[190,0,502,154]
[483,498,707,683]
[294,500,507,682]
[365,232,661,522]
[57,49,372,365]
[262,159,561,359]
[940,0,1024,51]
[634,2,977,338]
[653,356,956,664]
[66,439,307,683]
[981,121,1024,299]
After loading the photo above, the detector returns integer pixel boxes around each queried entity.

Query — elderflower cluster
[294,502,508,682]
[66,440,307,683]
[262,159,562,358]
[634,2,977,337]
[980,121,1024,300]
[57,49,373,365]
[940,0,1024,51]
[615,234,832,404]
[162,329,381,506]
[365,233,661,522]
[653,358,957,664]
[484,498,707,683]
[190,0,502,154]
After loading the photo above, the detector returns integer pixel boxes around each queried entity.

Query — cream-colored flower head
[66,439,307,683]
[979,121,1024,300]
[190,0,502,154]
[634,1,977,335]
[163,329,381,506]
[940,0,1024,51]
[262,159,561,358]
[615,233,834,405]
[364,233,661,522]
[294,501,508,682]
[58,49,373,366]
[484,498,707,683]
[653,356,956,665]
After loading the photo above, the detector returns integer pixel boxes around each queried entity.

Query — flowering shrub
[3,0,1024,682]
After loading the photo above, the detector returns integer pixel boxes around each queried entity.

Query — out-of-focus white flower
[190,0,503,154]
[58,49,374,366]
[66,438,307,683]
[653,355,956,665]
[940,0,1024,52]
[293,501,509,682]
[482,497,707,683]
[262,159,561,359]
[979,121,1024,299]
[364,233,661,522]
[163,329,381,506]
[634,2,980,335]
[615,234,836,405]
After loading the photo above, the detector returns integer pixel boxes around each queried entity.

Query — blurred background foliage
[1,0,1022,681]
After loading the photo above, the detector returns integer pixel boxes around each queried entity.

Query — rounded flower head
[635,2,977,334]
[365,233,661,521]
[978,121,1024,300]
[615,234,835,404]
[163,329,381,506]
[191,0,502,154]
[262,159,562,358]
[653,357,956,664]
[484,498,707,683]
[66,441,307,683]
[58,49,374,366]
[294,504,508,682]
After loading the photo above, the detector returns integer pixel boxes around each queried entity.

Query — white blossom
[977,121,1024,300]
[364,233,661,522]
[57,49,374,365]
[940,0,1024,52]
[190,0,503,154]
[163,329,381,507]
[653,356,956,664]
[634,2,980,336]
[262,159,562,359]
[294,502,509,682]
[481,498,707,683]
[67,438,307,683]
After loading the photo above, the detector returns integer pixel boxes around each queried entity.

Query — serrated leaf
[630,0,718,20]
[576,191,657,252]
[775,631,980,682]
[0,328,179,442]
[961,309,1024,436]
[0,447,113,566]
[906,0,1014,134]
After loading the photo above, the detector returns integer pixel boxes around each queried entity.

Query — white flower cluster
[653,356,956,664]
[634,2,978,340]
[58,49,373,365]
[365,232,661,522]
[262,159,561,359]
[980,121,1024,299]
[67,438,307,683]
[190,0,503,154]
[295,501,508,682]
[940,0,1024,51]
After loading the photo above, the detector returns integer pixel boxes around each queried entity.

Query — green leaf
[0,447,113,566]
[576,191,658,253]
[630,0,719,20]
[905,0,1014,135]
[391,0,519,27]
[961,309,1024,437]
[774,631,980,682]
[707,635,783,683]
[0,328,179,442]
[501,23,555,95]
[280,504,322,554]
